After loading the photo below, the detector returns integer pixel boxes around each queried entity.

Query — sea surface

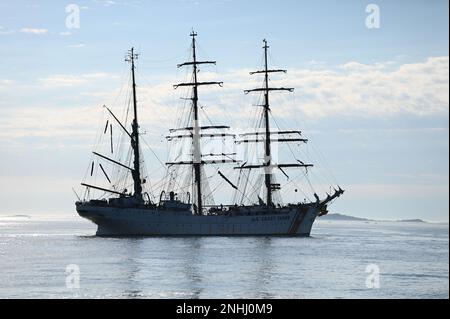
[0,216,448,299]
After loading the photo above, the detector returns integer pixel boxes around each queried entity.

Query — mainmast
[262,40,273,206]
[171,31,225,215]
[126,47,143,199]
[242,39,313,206]
[191,32,202,215]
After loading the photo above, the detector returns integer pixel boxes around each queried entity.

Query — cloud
[0,105,100,144]
[0,79,15,85]
[93,0,142,7]
[37,72,117,87]
[56,56,450,135]
[308,60,326,66]
[20,28,48,35]
[336,127,448,134]
[136,56,449,121]
[279,56,449,118]
[0,26,15,35]
[97,0,116,6]
[349,183,449,198]
[67,43,86,48]
[0,56,448,144]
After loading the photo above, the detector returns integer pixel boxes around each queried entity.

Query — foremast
[81,47,144,201]
[126,47,143,200]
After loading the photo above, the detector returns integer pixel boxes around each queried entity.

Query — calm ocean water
[0,216,448,299]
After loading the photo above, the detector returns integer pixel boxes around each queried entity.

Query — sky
[0,0,448,222]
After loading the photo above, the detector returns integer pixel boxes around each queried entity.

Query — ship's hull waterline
[76,203,322,236]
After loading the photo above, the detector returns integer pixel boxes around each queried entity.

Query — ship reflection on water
[115,236,278,299]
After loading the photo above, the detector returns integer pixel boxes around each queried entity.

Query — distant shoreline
[1,214,31,219]
[319,213,433,224]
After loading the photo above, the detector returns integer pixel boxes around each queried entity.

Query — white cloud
[96,0,116,5]
[0,26,15,35]
[336,127,448,134]
[67,43,86,48]
[0,79,15,85]
[349,183,449,198]
[20,28,48,35]
[0,105,99,141]
[59,31,71,36]
[308,60,326,66]
[94,0,142,7]
[274,56,449,117]
[137,56,449,120]
[37,72,117,87]
[0,56,448,143]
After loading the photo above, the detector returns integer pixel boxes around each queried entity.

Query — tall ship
[75,31,344,236]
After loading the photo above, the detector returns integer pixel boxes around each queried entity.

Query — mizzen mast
[242,39,312,206]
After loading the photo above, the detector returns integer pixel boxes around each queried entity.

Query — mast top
[125,47,139,63]
[190,30,198,38]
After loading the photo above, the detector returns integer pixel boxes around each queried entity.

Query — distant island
[396,219,426,223]
[319,213,369,221]
[1,214,31,219]
[320,213,426,223]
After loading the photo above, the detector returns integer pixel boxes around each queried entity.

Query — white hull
[76,203,321,236]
